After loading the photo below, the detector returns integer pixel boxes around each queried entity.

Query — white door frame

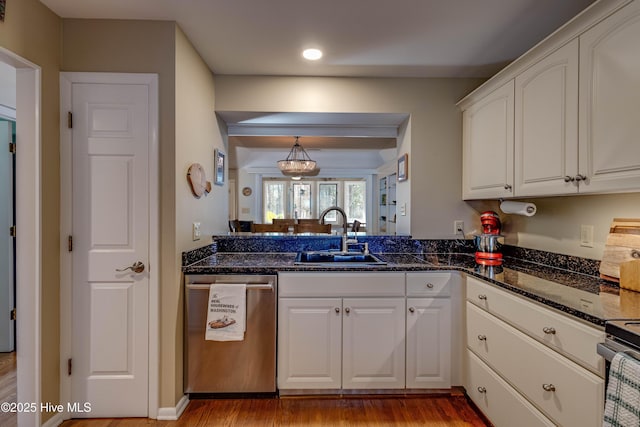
[0,47,42,427]
[59,72,160,420]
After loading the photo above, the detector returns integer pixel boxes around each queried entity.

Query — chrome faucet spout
[320,205,348,236]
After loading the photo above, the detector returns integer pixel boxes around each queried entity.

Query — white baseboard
[157,395,189,420]
[42,412,64,427]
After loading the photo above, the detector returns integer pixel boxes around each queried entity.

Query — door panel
[0,120,14,352]
[71,83,149,417]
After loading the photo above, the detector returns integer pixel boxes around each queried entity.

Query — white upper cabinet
[462,80,514,200]
[460,0,640,199]
[578,0,640,194]
[514,39,579,196]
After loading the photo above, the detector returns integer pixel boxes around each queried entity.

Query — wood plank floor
[0,352,17,427]
[61,395,490,427]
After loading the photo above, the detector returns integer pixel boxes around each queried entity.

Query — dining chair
[251,223,289,233]
[272,218,296,226]
[296,218,320,225]
[294,223,332,234]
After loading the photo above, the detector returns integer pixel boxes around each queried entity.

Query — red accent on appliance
[480,211,501,235]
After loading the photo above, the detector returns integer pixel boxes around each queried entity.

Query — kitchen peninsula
[183,234,639,426]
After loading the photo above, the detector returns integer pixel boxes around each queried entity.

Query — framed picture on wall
[0,0,6,22]
[214,149,225,185]
[397,153,408,181]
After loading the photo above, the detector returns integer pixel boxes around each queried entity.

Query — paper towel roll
[500,201,537,216]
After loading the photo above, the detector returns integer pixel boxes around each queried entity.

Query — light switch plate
[192,222,201,241]
[580,224,594,248]
[400,203,407,216]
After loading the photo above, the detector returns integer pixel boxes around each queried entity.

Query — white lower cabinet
[466,351,554,427]
[406,298,451,389]
[465,277,605,427]
[342,298,405,389]
[278,271,456,392]
[277,298,342,389]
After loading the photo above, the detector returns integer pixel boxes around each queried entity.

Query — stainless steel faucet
[320,206,357,252]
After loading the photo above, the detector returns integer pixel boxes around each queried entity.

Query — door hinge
[68,235,73,252]
[9,225,15,237]
[9,143,16,154]
[68,358,72,376]
[10,308,16,321]
[68,111,73,129]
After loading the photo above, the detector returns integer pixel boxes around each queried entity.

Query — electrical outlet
[192,222,201,241]
[454,220,464,235]
[580,224,594,248]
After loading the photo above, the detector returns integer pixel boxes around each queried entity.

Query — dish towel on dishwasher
[205,283,246,341]
[603,352,640,427]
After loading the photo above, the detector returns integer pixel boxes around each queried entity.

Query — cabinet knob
[563,175,575,183]
[426,283,434,289]
[409,307,415,313]
[345,307,351,314]
[478,294,487,300]
[543,327,556,335]
[477,386,487,394]
[477,334,487,341]
[575,174,587,182]
[504,184,512,191]
[542,384,556,392]
[335,307,340,313]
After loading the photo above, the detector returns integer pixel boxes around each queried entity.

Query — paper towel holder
[499,199,537,216]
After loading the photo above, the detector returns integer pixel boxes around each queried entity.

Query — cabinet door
[515,39,579,196]
[406,298,451,389]
[462,80,515,200]
[579,0,640,194]
[342,298,405,389]
[277,298,342,389]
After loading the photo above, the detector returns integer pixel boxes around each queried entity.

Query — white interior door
[0,120,14,352]
[71,82,150,417]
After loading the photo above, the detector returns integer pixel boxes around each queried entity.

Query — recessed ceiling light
[302,48,323,61]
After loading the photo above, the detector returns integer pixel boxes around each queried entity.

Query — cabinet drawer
[467,276,605,374]
[406,272,451,297]
[466,351,554,427]
[467,303,604,427]
[279,272,405,297]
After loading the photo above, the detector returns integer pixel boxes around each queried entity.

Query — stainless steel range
[597,320,640,381]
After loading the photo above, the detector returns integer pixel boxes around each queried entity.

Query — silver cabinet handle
[116,261,145,274]
[477,335,487,341]
[575,174,587,182]
[543,327,556,335]
[409,307,415,313]
[542,384,556,392]
[478,295,487,300]
[335,307,340,314]
[345,307,351,314]
[631,250,640,259]
[564,175,575,182]
[426,283,434,289]
[477,386,487,393]
[504,184,512,191]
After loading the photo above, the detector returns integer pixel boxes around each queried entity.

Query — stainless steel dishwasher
[184,274,277,395]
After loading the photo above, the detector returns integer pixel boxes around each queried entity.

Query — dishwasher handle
[598,340,640,363]
[186,281,274,291]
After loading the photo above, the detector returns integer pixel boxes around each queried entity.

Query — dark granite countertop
[182,246,640,327]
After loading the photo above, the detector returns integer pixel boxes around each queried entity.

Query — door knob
[116,261,145,274]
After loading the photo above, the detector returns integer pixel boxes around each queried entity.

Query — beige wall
[174,26,224,402]
[0,0,61,421]
[215,76,485,239]
[470,192,640,260]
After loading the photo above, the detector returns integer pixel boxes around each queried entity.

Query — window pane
[318,183,338,221]
[292,183,312,219]
[344,181,366,223]
[264,182,286,223]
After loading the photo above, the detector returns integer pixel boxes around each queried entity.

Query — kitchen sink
[294,251,387,266]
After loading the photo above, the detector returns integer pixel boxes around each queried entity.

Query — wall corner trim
[157,395,190,421]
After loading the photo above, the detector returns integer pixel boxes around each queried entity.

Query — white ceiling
[40,0,596,79]
[40,0,596,169]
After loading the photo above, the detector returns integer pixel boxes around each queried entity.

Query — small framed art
[214,149,225,185]
[397,153,408,182]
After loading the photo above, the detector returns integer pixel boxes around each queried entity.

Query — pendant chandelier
[277,136,320,178]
